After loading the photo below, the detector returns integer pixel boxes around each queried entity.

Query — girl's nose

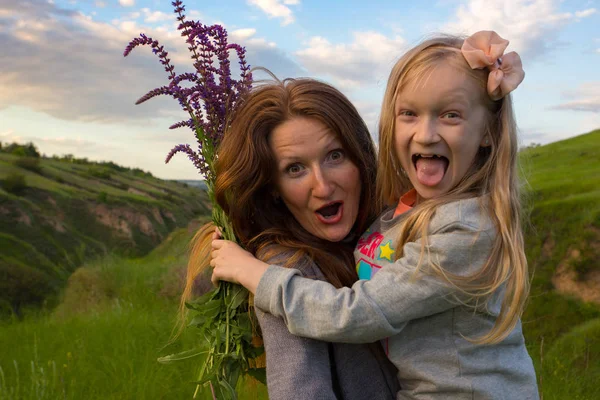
[414,118,440,145]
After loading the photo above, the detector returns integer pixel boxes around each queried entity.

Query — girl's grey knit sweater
[255,197,539,400]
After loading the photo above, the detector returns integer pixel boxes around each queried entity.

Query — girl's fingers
[215,227,222,238]
[211,239,224,249]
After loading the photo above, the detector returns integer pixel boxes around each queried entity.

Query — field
[0,130,599,399]
[0,227,267,400]
[520,130,600,399]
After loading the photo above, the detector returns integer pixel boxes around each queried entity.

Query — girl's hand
[210,239,269,294]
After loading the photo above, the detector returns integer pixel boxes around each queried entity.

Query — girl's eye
[442,111,460,119]
[328,149,345,162]
[286,163,304,175]
[398,110,416,117]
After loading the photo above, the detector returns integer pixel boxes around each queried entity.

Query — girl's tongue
[415,157,448,187]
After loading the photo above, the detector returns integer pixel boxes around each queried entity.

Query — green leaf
[226,362,242,391]
[201,299,223,319]
[245,345,264,359]
[226,284,248,310]
[246,367,267,385]
[188,314,207,327]
[218,378,237,400]
[157,348,208,364]
[185,289,217,310]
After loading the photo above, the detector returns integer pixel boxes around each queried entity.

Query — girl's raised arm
[251,218,494,343]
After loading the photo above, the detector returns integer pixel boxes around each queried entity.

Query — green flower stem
[225,286,231,355]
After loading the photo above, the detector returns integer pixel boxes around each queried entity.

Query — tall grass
[0,227,266,400]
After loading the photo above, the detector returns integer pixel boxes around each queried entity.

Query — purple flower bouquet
[124,2,264,398]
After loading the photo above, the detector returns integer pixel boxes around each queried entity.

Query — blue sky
[0,0,598,179]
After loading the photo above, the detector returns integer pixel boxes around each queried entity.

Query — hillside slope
[520,129,600,398]
[0,153,210,315]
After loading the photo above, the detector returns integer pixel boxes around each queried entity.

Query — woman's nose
[311,167,335,198]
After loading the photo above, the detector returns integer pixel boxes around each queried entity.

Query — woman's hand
[210,237,269,294]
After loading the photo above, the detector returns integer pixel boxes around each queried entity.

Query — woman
[183,78,399,399]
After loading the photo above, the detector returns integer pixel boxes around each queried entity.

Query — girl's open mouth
[412,154,449,187]
[316,201,343,224]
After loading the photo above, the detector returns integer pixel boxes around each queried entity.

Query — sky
[0,0,599,180]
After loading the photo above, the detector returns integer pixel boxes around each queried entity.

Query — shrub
[97,191,108,203]
[87,167,111,180]
[11,147,27,157]
[54,267,114,318]
[2,173,27,195]
[0,261,55,318]
[3,142,41,158]
[14,157,42,174]
[132,168,153,178]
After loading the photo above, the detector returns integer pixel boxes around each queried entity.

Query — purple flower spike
[124,1,252,182]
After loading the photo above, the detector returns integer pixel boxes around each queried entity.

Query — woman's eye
[329,149,345,162]
[286,164,304,175]
[398,110,416,117]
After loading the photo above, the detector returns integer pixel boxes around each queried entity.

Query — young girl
[211,31,539,399]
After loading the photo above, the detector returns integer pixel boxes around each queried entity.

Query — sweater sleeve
[254,251,340,400]
[254,220,495,343]
[255,308,339,400]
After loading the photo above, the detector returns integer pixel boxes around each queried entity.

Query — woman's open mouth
[315,201,343,224]
[412,154,449,187]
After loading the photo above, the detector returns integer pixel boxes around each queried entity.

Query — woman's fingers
[211,227,223,240]
[211,270,220,287]
[211,239,225,249]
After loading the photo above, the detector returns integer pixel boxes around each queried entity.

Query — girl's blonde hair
[377,35,529,344]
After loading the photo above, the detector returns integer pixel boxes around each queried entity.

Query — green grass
[0,226,267,400]
[540,318,600,400]
[519,130,600,397]
[0,161,75,197]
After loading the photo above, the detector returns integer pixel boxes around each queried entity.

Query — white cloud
[248,0,297,26]
[575,8,597,18]
[231,28,276,48]
[119,0,135,7]
[0,129,15,138]
[141,8,172,23]
[551,82,600,113]
[444,0,595,60]
[231,28,257,40]
[296,32,405,88]
[95,1,106,7]
[0,0,301,124]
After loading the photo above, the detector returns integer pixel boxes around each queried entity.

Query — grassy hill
[520,129,600,399]
[0,224,267,400]
[0,151,210,315]
[0,130,598,399]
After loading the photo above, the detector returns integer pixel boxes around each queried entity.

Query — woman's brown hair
[180,77,379,314]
